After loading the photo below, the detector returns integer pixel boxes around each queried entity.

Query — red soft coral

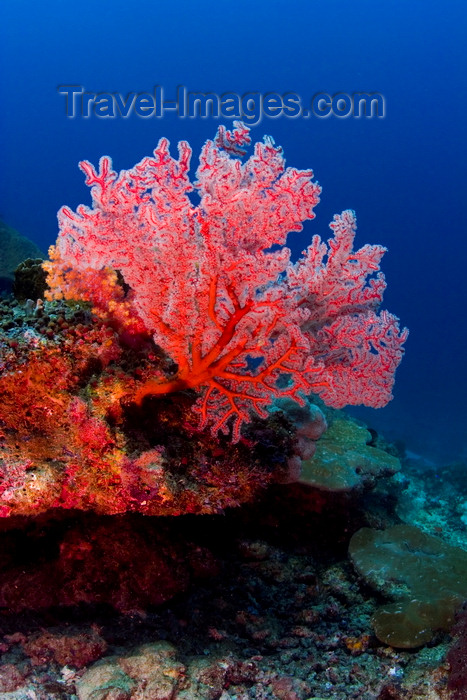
[45,123,407,441]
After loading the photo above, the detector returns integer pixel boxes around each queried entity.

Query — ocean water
[0,0,466,464]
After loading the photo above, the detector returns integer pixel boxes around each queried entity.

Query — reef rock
[0,219,44,294]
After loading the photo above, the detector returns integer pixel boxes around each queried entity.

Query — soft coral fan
[44,123,408,441]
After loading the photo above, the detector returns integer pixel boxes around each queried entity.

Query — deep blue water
[1,0,466,463]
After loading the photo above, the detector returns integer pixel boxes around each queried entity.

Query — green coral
[349,524,467,648]
[299,418,400,492]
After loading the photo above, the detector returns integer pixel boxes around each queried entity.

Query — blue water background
[1,0,466,463]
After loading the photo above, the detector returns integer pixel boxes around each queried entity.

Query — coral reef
[0,481,457,699]
[3,126,451,699]
[0,125,407,519]
[0,296,297,518]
